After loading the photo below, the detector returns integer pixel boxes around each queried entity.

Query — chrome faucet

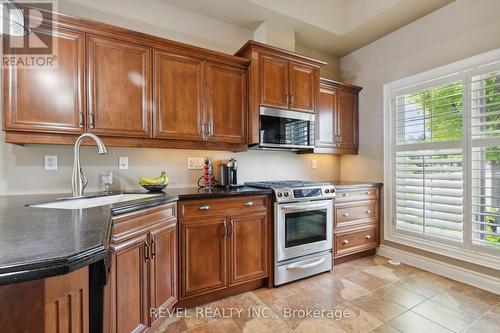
[72,133,108,197]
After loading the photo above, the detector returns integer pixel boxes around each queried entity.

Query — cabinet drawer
[334,200,377,229]
[335,187,379,202]
[179,195,267,220]
[334,225,378,257]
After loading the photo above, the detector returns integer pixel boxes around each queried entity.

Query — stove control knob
[330,188,335,193]
[284,192,290,197]
[277,192,283,197]
[325,189,330,193]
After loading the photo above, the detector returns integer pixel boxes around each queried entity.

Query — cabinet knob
[365,235,372,240]
[199,205,210,210]
[342,193,349,197]
[341,240,349,245]
[342,213,349,217]
[366,191,371,195]
[366,210,372,214]
[243,201,254,207]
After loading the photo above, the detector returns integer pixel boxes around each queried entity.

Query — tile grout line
[458,301,500,332]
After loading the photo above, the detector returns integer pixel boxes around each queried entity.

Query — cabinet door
[260,55,289,109]
[3,26,85,134]
[181,217,228,298]
[229,211,268,285]
[149,220,177,326]
[206,63,247,143]
[154,51,204,141]
[107,234,149,333]
[289,62,315,113]
[87,35,152,137]
[338,89,358,151]
[316,85,339,148]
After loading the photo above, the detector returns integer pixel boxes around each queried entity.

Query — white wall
[0,0,340,195]
[339,0,500,182]
[339,0,500,276]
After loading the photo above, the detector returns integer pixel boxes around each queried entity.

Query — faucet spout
[71,133,108,197]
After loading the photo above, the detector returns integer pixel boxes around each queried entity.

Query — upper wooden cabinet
[235,41,324,143]
[87,35,152,138]
[3,25,85,134]
[3,8,249,151]
[153,51,204,141]
[289,62,315,112]
[206,63,247,144]
[260,55,289,109]
[315,78,362,155]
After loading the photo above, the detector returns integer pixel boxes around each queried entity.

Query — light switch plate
[44,155,58,171]
[311,159,317,169]
[119,157,129,170]
[188,157,204,170]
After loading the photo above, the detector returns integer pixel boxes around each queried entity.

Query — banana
[139,171,169,186]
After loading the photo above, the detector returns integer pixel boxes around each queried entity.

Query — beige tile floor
[155,255,500,333]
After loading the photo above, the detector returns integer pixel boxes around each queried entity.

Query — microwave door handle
[286,257,326,270]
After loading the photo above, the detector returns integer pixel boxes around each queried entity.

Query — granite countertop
[326,180,383,189]
[0,186,272,285]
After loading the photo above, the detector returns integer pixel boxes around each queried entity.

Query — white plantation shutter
[386,51,500,268]
[471,69,500,249]
[393,80,464,244]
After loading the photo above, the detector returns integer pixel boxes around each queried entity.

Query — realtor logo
[2,0,58,69]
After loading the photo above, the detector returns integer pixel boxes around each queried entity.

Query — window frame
[384,48,500,270]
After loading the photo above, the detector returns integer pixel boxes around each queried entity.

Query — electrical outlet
[188,157,204,170]
[311,159,317,169]
[119,157,129,170]
[44,155,58,171]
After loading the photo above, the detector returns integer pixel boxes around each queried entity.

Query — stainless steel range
[246,181,335,285]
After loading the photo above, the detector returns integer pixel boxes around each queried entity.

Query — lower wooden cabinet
[104,203,177,333]
[333,186,380,262]
[0,266,89,333]
[181,217,228,297]
[179,196,269,301]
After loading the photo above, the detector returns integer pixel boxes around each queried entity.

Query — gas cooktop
[246,180,335,202]
[245,180,330,189]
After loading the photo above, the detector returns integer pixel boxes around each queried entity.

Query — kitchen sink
[29,193,161,210]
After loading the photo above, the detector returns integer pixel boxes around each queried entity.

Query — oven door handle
[280,203,330,213]
[286,257,326,270]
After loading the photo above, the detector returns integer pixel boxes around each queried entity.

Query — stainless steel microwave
[252,107,315,151]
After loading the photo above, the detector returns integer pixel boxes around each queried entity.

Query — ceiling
[158,0,455,56]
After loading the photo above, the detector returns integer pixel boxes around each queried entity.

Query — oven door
[275,199,333,262]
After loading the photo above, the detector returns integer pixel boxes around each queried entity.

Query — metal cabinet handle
[341,240,349,245]
[365,235,372,240]
[144,242,150,262]
[207,122,213,137]
[342,213,349,217]
[289,92,294,104]
[79,111,84,128]
[223,220,228,238]
[366,191,371,195]
[243,201,254,207]
[230,218,235,237]
[366,210,372,214]
[283,93,288,104]
[199,205,210,210]
[151,237,156,259]
[89,113,95,128]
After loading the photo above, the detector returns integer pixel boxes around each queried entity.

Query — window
[384,49,500,269]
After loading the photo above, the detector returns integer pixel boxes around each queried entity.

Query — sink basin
[29,193,161,210]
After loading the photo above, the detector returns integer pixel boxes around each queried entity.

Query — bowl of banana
[139,171,169,192]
